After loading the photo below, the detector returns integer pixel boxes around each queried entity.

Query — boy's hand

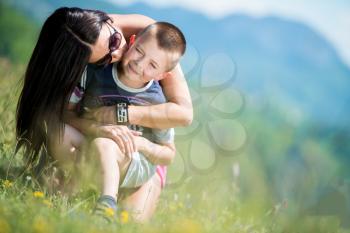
[95,125,141,157]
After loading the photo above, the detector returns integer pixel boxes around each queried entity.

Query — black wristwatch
[116,103,129,125]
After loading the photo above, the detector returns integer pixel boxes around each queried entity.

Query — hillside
[6,0,350,126]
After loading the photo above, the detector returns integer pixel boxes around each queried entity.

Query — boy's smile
[120,33,178,87]
[127,61,142,76]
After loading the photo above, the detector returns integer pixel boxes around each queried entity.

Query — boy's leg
[91,137,132,200]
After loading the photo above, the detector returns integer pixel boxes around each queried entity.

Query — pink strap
[156,165,167,189]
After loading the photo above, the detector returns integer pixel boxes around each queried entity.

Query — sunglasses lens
[92,24,121,67]
[109,32,121,51]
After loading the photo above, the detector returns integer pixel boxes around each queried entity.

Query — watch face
[117,102,128,123]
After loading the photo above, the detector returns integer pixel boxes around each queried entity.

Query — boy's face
[121,33,180,83]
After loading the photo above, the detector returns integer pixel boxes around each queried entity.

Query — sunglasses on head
[94,21,122,67]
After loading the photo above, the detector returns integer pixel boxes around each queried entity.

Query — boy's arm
[136,136,176,166]
[147,64,193,127]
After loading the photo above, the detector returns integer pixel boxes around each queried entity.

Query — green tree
[0,2,38,64]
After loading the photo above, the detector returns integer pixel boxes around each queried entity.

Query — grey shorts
[120,151,156,188]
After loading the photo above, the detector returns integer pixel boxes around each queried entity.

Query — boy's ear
[154,72,172,81]
[157,72,173,80]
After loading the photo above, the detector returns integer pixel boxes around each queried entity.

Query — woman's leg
[48,124,86,192]
[49,123,86,169]
[119,173,162,222]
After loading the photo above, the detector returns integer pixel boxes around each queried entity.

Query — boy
[70,22,186,216]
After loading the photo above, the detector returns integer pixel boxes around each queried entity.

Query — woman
[16,7,192,222]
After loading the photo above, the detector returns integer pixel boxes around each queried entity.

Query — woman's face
[89,23,127,64]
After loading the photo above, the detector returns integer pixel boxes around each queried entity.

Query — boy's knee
[92,138,120,154]
[92,137,115,148]
[91,138,129,163]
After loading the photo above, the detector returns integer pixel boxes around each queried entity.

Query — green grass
[0,60,349,233]
[0,60,262,233]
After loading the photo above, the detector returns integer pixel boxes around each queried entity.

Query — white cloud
[107,0,350,67]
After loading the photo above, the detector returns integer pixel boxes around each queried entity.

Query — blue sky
[108,0,350,67]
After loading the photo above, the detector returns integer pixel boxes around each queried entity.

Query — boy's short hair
[137,22,186,71]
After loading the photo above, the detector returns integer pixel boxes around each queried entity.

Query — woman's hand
[83,106,116,125]
[95,124,141,157]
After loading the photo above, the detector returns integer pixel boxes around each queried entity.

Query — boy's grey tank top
[80,63,168,142]
[81,63,166,108]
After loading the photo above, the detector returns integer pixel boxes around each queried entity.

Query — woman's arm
[64,104,140,155]
[109,14,156,39]
[83,65,193,129]
[112,15,194,127]
[64,104,100,136]
[129,64,193,128]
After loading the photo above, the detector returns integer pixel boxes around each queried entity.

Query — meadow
[1,60,349,233]
[0,58,267,233]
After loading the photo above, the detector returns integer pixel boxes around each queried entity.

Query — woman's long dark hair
[16,7,110,169]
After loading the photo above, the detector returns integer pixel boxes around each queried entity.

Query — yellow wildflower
[43,200,53,208]
[32,216,52,233]
[178,202,184,209]
[0,218,11,233]
[2,180,13,188]
[33,191,44,198]
[120,210,129,224]
[104,207,115,217]
[169,203,177,212]
[172,219,202,233]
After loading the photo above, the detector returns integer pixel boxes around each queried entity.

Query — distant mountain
[6,0,350,126]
